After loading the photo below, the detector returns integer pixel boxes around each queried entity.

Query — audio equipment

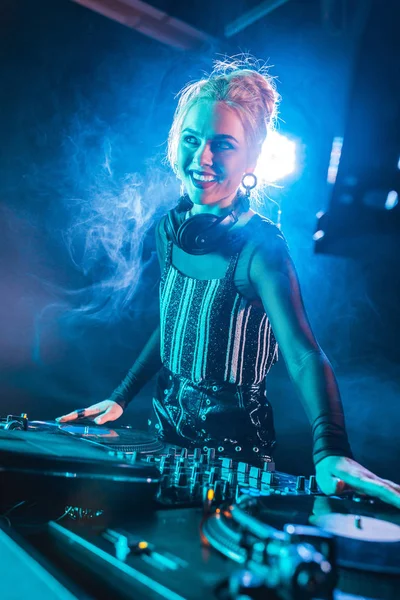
[1,414,399,600]
[164,193,250,255]
[0,429,160,514]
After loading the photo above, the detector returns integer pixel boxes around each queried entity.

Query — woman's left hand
[316,456,400,509]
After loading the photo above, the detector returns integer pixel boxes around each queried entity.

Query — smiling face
[177,100,255,210]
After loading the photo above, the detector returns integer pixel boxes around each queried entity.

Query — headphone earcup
[164,193,247,255]
[177,214,220,255]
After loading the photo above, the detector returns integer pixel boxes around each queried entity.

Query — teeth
[192,172,217,182]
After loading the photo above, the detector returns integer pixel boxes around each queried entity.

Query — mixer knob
[208,467,219,485]
[238,462,249,475]
[176,457,187,470]
[249,466,261,480]
[177,472,188,486]
[213,480,223,504]
[221,457,233,469]
[190,481,200,498]
[129,451,138,463]
[235,484,242,503]
[308,475,318,493]
[191,471,202,486]
[190,464,199,478]
[159,455,172,473]
[222,480,231,499]
[296,475,305,491]
[190,468,200,482]
[193,448,202,461]
[228,472,238,487]
[160,474,169,489]
[180,448,188,459]
[207,448,216,463]
[263,459,275,472]
[261,471,277,486]
[174,462,185,478]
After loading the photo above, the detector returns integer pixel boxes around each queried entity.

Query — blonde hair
[167,55,280,175]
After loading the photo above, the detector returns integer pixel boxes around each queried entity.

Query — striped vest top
[159,236,278,386]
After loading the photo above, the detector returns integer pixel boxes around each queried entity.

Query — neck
[187,193,247,219]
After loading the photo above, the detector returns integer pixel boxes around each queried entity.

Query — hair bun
[211,55,279,125]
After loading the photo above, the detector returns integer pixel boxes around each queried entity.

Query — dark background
[0,0,399,479]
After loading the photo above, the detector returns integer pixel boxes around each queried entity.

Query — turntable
[202,493,400,599]
[0,428,161,518]
[0,414,165,455]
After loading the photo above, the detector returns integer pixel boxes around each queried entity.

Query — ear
[245,152,258,174]
[244,163,256,175]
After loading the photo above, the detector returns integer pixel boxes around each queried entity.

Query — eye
[214,140,234,151]
[183,135,199,145]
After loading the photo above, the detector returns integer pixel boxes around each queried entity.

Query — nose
[194,142,213,167]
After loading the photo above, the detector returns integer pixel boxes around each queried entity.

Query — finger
[317,474,349,496]
[336,460,400,494]
[56,406,103,423]
[317,474,339,495]
[333,478,348,494]
[56,411,81,423]
[381,478,400,494]
[94,407,115,425]
[338,472,400,509]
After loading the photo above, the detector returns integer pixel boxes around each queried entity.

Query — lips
[189,170,219,190]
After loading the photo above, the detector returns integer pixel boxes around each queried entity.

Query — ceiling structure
[71,0,351,50]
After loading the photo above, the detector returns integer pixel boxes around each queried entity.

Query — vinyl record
[28,421,165,454]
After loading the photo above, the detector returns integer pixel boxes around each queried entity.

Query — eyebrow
[182,128,239,143]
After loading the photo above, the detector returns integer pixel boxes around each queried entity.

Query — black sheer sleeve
[108,218,166,409]
[249,221,353,465]
[109,325,162,410]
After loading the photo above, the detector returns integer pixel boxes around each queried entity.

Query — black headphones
[164,192,250,255]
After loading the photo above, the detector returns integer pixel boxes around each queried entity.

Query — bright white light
[255,131,297,183]
[313,230,325,241]
[327,136,343,184]
[385,190,398,210]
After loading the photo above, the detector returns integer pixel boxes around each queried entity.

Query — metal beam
[72,0,215,50]
[225,0,290,38]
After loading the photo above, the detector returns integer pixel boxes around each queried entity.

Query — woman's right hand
[56,400,123,425]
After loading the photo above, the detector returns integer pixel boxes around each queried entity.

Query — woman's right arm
[56,326,161,424]
[57,217,167,424]
[108,325,162,410]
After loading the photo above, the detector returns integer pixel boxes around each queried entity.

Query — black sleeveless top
[159,218,279,386]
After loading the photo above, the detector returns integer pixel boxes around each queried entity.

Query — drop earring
[241,173,257,197]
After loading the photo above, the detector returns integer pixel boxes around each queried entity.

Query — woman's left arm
[250,232,400,508]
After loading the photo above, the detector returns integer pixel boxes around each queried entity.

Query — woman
[57,58,400,508]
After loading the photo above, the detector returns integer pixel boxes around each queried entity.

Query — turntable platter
[28,421,164,454]
[313,512,400,542]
